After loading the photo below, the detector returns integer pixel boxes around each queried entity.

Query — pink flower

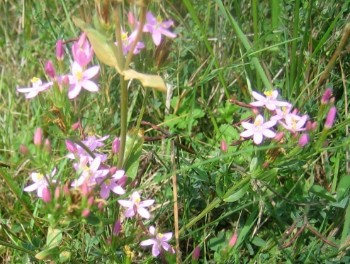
[280,113,308,133]
[17,77,53,99]
[33,127,43,146]
[271,105,293,121]
[72,33,94,67]
[250,90,291,111]
[115,30,145,55]
[112,137,120,154]
[321,88,333,104]
[140,226,175,257]
[118,191,154,219]
[143,12,176,46]
[45,60,56,79]
[71,156,109,188]
[240,115,276,144]
[24,168,56,198]
[325,106,337,129]
[96,169,126,199]
[68,62,100,99]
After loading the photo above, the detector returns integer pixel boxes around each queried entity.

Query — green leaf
[35,247,59,260]
[337,175,350,200]
[123,69,167,93]
[46,228,62,248]
[223,182,249,202]
[310,185,336,202]
[59,251,71,262]
[72,17,122,72]
[123,129,144,180]
[251,236,267,247]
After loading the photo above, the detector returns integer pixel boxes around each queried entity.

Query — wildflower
[298,133,309,147]
[280,113,308,133]
[192,246,200,260]
[143,12,176,46]
[140,226,175,257]
[240,115,276,144]
[44,138,51,153]
[115,30,145,55]
[72,33,94,67]
[250,90,290,111]
[33,127,43,146]
[45,60,56,79]
[17,77,53,99]
[118,191,154,219]
[325,106,336,129]
[271,105,293,122]
[56,39,64,61]
[220,140,228,152]
[71,156,109,188]
[112,137,120,154]
[42,187,51,203]
[321,88,333,104]
[97,169,126,199]
[229,232,238,247]
[68,61,99,99]
[24,168,56,198]
[113,219,122,236]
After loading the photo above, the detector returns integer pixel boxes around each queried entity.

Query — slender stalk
[118,77,128,168]
[0,237,35,256]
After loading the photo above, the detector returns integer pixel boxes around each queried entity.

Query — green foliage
[1,0,350,263]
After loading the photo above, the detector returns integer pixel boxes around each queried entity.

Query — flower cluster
[17,33,100,100]
[240,89,337,146]
[115,11,176,55]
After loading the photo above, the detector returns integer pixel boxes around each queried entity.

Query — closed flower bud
[220,140,227,153]
[65,140,77,153]
[325,106,336,129]
[229,232,238,247]
[274,131,284,142]
[42,187,51,203]
[19,144,29,155]
[56,39,64,61]
[87,196,94,207]
[192,246,200,260]
[34,128,43,146]
[113,220,122,236]
[54,186,60,200]
[44,138,51,153]
[81,209,90,218]
[71,121,81,131]
[298,134,309,147]
[321,88,332,104]
[45,60,56,79]
[112,137,120,154]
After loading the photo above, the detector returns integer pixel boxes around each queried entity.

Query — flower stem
[118,76,128,168]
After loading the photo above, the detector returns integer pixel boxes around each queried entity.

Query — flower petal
[262,129,276,138]
[137,207,151,219]
[118,200,133,208]
[83,66,100,79]
[253,132,263,144]
[240,130,254,138]
[139,199,155,207]
[152,244,160,257]
[140,239,155,246]
[68,84,82,99]
[81,80,99,92]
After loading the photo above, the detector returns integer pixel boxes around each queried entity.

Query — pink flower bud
[311,121,318,131]
[80,181,90,197]
[71,121,81,131]
[42,187,51,203]
[54,186,60,199]
[118,175,128,187]
[220,140,227,153]
[325,106,336,129]
[56,39,64,61]
[45,60,56,79]
[128,12,136,26]
[109,166,117,175]
[98,201,105,210]
[321,88,332,104]
[34,128,43,146]
[298,134,309,147]
[113,220,122,236]
[274,131,284,142]
[82,209,90,218]
[229,232,238,247]
[65,140,77,153]
[112,137,120,154]
[87,196,94,207]
[44,138,51,153]
[192,246,200,260]
[19,144,29,155]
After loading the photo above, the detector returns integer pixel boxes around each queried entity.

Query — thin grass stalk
[289,0,300,94]
[252,0,261,90]
[271,0,280,31]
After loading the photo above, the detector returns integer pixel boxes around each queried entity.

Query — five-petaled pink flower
[240,115,276,144]
[72,33,94,67]
[68,62,100,99]
[140,226,175,257]
[97,169,126,199]
[143,12,176,46]
[24,168,56,198]
[118,191,154,219]
[280,113,308,133]
[17,77,53,99]
[115,29,145,55]
[251,90,290,111]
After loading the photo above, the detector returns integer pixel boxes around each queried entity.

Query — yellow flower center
[157,15,163,23]
[31,77,40,83]
[264,90,273,97]
[134,197,141,204]
[121,32,128,41]
[75,70,83,81]
[254,119,262,126]
[34,173,44,182]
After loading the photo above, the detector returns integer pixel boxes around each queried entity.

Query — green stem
[117,76,128,168]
